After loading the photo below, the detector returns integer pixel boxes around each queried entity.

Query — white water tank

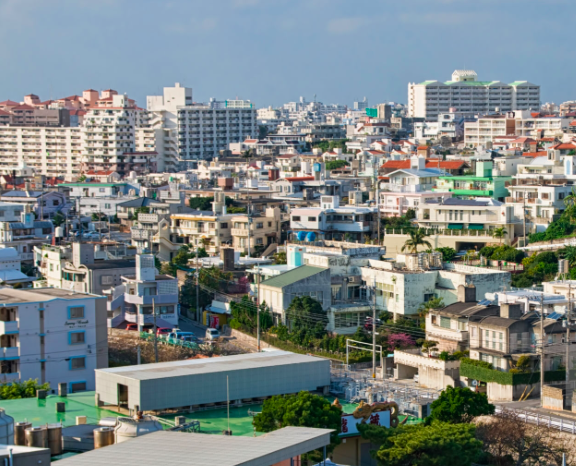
[0,408,14,444]
[55,226,64,238]
[114,415,163,444]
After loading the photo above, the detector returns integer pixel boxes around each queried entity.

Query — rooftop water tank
[306,232,316,242]
[114,415,163,444]
[55,226,64,238]
[297,231,307,241]
[0,408,14,445]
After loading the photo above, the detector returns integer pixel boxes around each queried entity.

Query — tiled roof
[551,143,576,150]
[260,265,327,289]
[522,151,547,157]
[511,137,536,143]
[284,176,314,182]
[0,100,19,106]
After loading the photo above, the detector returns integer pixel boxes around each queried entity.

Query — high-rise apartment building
[408,70,540,118]
[147,83,257,167]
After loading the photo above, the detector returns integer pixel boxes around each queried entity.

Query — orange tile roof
[551,143,576,150]
[522,151,547,157]
[285,176,314,182]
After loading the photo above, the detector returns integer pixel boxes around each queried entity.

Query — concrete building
[0,287,107,392]
[408,70,540,118]
[0,247,36,287]
[36,242,136,295]
[359,258,510,318]
[289,196,377,243]
[147,83,257,166]
[0,190,67,220]
[231,207,281,255]
[0,202,53,263]
[94,351,330,412]
[433,160,511,201]
[106,254,178,329]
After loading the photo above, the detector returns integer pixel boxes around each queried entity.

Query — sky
[0,0,574,109]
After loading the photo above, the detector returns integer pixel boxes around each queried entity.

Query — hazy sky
[0,0,573,108]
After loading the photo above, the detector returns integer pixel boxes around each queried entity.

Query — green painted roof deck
[443,81,502,86]
[509,81,529,86]
[260,265,327,289]
[0,392,119,427]
[438,175,510,181]
[450,189,494,197]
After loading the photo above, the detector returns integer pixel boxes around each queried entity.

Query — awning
[447,224,463,230]
[468,224,484,230]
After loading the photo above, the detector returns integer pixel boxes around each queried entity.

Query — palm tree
[492,227,508,245]
[561,245,576,266]
[401,229,432,254]
[200,237,211,250]
[565,187,576,210]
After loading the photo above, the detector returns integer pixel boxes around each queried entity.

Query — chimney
[500,303,523,319]
[457,284,476,303]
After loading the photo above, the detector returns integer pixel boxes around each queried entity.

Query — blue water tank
[313,163,321,172]
[306,232,316,242]
[297,231,307,241]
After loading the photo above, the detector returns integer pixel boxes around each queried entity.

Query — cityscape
[2,1,576,466]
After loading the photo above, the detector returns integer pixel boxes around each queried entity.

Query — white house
[0,287,107,393]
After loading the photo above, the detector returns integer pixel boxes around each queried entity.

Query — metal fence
[495,406,576,435]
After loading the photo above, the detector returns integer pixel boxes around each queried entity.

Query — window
[256,238,263,245]
[440,316,451,329]
[234,222,240,229]
[104,203,111,209]
[69,306,84,319]
[431,315,437,325]
[70,357,86,370]
[70,382,87,393]
[69,332,85,344]
[499,342,503,351]
[99,188,105,193]
[471,326,477,338]
[499,332,503,340]
[0,211,5,217]
[424,293,434,302]
[292,216,301,222]
[159,305,175,314]
[458,320,467,331]
[50,264,53,272]
[485,329,489,338]
[268,222,272,227]
[220,223,228,229]
[256,223,263,229]
[52,200,59,206]
[308,217,317,222]
[101,275,113,285]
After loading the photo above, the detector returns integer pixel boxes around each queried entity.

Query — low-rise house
[106,254,178,329]
[231,208,281,256]
[0,247,36,287]
[0,287,107,392]
[0,190,67,220]
[380,156,446,193]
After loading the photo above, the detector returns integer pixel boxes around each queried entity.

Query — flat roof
[96,351,326,382]
[55,427,333,466]
[260,266,327,289]
[0,287,101,303]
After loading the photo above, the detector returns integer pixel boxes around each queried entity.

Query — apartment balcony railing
[0,321,18,335]
[0,347,19,360]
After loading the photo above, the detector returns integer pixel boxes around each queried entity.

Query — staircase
[260,242,278,258]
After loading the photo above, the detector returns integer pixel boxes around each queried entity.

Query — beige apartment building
[231,208,281,255]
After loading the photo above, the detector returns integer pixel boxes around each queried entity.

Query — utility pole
[372,277,377,379]
[196,244,200,323]
[523,191,527,247]
[247,201,252,258]
[256,264,261,352]
[540,292,545,407]
[567,283,572,386]
[376,187,381,246]
[153,297,158,363]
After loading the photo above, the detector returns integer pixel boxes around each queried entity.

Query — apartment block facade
[0,287,107,393]
[408,70,540,119]
[147,83,257,166]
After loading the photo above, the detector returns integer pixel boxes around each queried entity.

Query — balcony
[138,213,160,223]
[0,372,19,384]
[124,293,179,306]
[0,321,18,335]
[131,228,153,240]
[231,228,249,237]
[0,347,19,360]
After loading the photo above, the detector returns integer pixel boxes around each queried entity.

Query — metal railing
[495,406,576,435]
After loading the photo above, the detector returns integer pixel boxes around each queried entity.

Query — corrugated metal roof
[260,265,327,289]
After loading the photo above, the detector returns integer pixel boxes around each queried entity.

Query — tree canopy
[358,422,482,466]
[253,391,342,457]
[325,160,350,171]
[229,295,273,332]
[401,229,432,254]
[0,379,50,400]
[429,386,495,424]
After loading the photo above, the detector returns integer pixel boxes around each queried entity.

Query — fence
[139,332,200,350]
[495,406,576,435]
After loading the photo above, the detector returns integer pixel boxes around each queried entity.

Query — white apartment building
[0,287,107,393]
[408,70,540,118]
[0,126,82,180]
[147,83,257,166]
[106,254,179,329]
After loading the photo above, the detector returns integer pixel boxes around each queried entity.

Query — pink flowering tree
[387,333,416,352]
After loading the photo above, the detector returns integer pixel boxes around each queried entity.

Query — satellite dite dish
[472,380,478,387]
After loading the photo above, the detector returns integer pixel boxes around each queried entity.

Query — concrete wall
[486,382,540,402]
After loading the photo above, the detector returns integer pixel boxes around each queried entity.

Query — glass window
[308,217,317,222]
[69,306,84,319]
[440,316,451,329]
[292,216,301,221]
[70,357,86,370]
[70,332,85,344]
[70,382,87,393]
[220,223,228,229]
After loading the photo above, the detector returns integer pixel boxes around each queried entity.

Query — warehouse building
[95,351,331,413]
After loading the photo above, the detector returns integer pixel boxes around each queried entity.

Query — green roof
[419,80,439,86]
[509,81,529,86]
[260,265,327,289]
[443,81,502,86]
[0,392,119,427]
[59,183,125,187]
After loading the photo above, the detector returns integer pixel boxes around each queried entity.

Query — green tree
[492,227,508,245]
[253,391,342,459]
[286,296,325,332]
[564,187,576,209]
[78,174,87,182]
[0,379,50,400]
[401,229,432,254]
[435,247,457,261]
[358,422,482,466]
[52,212,65,227]
[226,206,247,213]
[429,386,495,424]
[325,160,349,171]
[229,295,273,332]
[405,208,416,220]
[273,251,287,264]
[258,125,268,139]
[189,196,214,211]
[420,340,439,355]
[561,245,576,267]
[133,206,150,217]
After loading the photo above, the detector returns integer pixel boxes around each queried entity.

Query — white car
[205,328,220,341]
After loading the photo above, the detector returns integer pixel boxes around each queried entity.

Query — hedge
[460,361,567,386]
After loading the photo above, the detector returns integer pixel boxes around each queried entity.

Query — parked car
[205,328,220,341]
[126,323,153,331]
[167,331,199,343]
[149,327,173,337]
